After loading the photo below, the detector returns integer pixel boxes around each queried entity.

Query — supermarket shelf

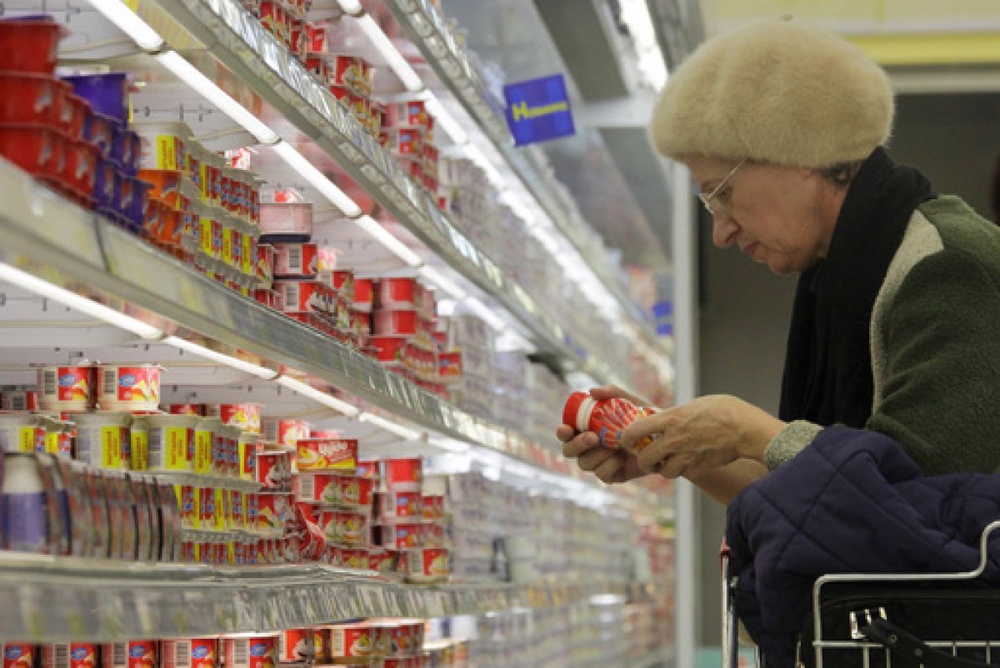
[382,0,659,339]
[0,551,632,642]
[0,158,669,512]
[126,0,626,388]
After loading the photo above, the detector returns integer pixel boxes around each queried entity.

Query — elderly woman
[558,20,1000,504]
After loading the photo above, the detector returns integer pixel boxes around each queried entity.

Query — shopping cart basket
[724,521,1000,667]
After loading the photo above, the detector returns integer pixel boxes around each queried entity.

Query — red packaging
[383,100,428,129]
[3,644,34,668]
[353,278,373,311]
[339,545,369,570]
[371,309,418,336]
[275,279,332,314]
[161,638,217,668]
[404,547,449,582]
[38,365,94,412]
[374,522,424,549]
[421,495,445,520]
[295,437,357,471]
[368,548,397,573]
[374,491,422,522]
[381,128,423,155]
[271,242,318,278]
[101,641,157,668]
[367,335,407,363]
[70,644,99,668]
[221,636,277,668]
[320,508,370,545]
[0,125,65,181]
[562,391,656,451]
[168,403,206,416]
[327,624,377,663]
[0,18,64,73]
[277,629,314,664]
[383,458,422,491]
[327,55,371,96]
[96,364,161,412]
[256,491,292,534]
[256,450,290,491]
[329,86,368,127]
[375,278,417,308]
[209,403,261,434]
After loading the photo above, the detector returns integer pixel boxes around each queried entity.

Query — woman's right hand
[557,386,648,485]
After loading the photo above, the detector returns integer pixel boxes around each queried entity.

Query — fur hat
[649,20,894,168]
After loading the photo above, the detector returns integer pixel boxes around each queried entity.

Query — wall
[692,91,1000,654]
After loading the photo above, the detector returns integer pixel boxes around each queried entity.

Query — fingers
[561,430,599,457]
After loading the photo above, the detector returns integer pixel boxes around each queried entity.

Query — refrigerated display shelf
[122,0,627,389]
[382,0,657,337]
[0,550,633,642]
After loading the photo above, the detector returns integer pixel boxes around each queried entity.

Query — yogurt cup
[145,414,197,474]
[0,412,40,454]
[96,364,161,412]
[72,411,132,470]
[160,638,217,668]
[38,365,94,412]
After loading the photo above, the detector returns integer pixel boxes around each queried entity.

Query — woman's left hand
[618,394,785,479]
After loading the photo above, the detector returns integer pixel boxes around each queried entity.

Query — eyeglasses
[699,158,749,217]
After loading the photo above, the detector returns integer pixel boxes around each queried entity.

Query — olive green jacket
[766,196,1000,474]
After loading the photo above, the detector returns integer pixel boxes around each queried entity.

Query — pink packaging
[375,277,417,308]
[371,309,418,336]
[275,279,333,314]
[374,491,422,522]
[383,100,428,129]
[271,242,318,278]
[259,202,312,241]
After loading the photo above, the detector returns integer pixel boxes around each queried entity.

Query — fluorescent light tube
[354,215,423,267]
[0,262,164,340]
[462,296,506,332]
[155,51,280,144]
[270,141,363,217]
[86,0,165,51]
[355,14,425,93]
[276,375,361,416]
[358,412,422,440]
[423,95,469,145]
[335,0,363,15]
[417,265,465,300]
[162,336,279,379]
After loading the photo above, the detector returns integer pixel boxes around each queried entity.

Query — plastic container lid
[562,391,596,432]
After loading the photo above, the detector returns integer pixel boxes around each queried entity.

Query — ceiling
[439,0,1000,292]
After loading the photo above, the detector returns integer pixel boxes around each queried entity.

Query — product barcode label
[53,643,70,668]
[148,426,163,465]
[288,246,302,271]
[298,474,313,499]
[164,640,191,668]
[8,393,26,410]
[283,283,298,307]
[111,643,128,668]
[103,368,118,396]
[43,370,56,396]
[232,639,249,668]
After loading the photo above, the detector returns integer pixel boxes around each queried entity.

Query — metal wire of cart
[723,521,1000,668]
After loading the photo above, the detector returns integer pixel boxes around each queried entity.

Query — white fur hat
[649,20,894,168]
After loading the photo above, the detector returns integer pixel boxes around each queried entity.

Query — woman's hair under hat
[649,20,894,168]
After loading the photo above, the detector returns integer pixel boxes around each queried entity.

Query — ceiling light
[276,375,361,416]
[358,412,423,440]
[86,0,165,51]
[270,141,363,217]
[418,265,466,300]
[423,95,469,145]
[355,14,424,93]
[0,262,164,340]
[155,51,280,144]
[353,214,424,267]
[162,336,278,379]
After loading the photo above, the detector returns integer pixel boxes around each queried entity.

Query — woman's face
[685,155,844,275]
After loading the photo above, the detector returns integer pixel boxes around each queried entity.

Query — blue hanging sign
[503,74,575,146]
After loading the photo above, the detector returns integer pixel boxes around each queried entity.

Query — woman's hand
[619,394,785,479]
[557,385,649,484]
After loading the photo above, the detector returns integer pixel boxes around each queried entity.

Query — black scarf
[778,148,936,427]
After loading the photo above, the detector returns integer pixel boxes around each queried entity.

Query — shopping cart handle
[860,616,988,667]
